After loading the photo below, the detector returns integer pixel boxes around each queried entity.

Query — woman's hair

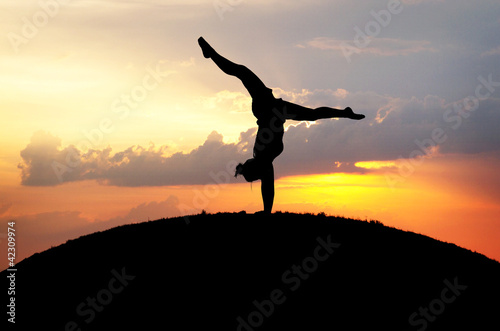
[234,158,262,182]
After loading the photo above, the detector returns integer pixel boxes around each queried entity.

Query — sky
[1,0,500,270]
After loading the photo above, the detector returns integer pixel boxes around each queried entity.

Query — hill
[2,212,500,330]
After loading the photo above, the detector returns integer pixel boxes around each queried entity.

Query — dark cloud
[18,130,249,186]
[18,92,500,187]
[18,131,75,186]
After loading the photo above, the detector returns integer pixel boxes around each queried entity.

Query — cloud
[272,87,349,107]
[400,0,444,4]
[18,90,500,187]
[196,90,252,114]
[18,130,249,187]
[481,46,500,57]
[18,131,80,186]
[301,37,437,58]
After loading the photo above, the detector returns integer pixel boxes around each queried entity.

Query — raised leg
[198,37,270,100]
[282,101,365,121]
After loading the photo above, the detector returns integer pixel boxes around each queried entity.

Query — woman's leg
[282,101,365,121]
[198,37,270,99]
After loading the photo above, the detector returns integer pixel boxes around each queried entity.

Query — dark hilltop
[3,211,500,330]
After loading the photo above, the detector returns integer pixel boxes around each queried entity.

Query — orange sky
[2,151,500,271]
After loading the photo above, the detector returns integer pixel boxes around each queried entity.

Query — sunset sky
[1,0,500,270]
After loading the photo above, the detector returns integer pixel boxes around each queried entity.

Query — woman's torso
[252,97,286,161]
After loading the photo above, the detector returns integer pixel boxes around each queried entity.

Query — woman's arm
[260,163,275,214]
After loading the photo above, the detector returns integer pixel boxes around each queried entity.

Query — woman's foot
[344,107,365,120]
[198,37,214,59]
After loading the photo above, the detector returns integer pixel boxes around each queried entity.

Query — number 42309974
[7,222,16,267]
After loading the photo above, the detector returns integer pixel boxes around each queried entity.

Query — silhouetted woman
[198,37,365,214]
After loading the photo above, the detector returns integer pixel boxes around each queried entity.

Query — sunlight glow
[355,160,398,169]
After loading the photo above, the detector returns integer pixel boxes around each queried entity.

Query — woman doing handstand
[198,37,365,214]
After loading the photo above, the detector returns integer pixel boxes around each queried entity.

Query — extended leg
[198,37,270,99]
[282,101,365,121]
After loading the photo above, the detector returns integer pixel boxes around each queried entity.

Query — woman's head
[235,158,263,182]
